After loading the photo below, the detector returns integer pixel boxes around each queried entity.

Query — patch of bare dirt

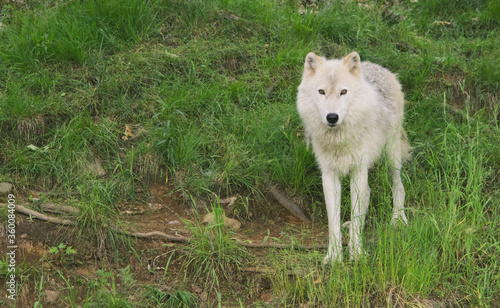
[0,184,329,307]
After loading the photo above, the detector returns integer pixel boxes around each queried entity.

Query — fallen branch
[267,183,311,223]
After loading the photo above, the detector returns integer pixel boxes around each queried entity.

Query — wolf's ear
[304,52,324,74]
[343,52,361,76]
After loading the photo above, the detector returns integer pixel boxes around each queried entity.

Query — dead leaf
[122,124,134,140]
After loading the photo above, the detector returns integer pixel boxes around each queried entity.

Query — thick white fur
[297,52,410,263]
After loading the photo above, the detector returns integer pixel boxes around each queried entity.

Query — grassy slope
[0,0,499,306]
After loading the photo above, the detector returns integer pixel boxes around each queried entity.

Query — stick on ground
[267,183,311,223]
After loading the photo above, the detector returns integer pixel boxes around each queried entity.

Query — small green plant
[49,243,77,265]
[86,266,136,308]
[0,257,11,278]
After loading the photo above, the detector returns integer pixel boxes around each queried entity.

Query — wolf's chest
[311,127,386,174]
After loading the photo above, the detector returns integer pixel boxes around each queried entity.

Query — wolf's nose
[326,113,339,124]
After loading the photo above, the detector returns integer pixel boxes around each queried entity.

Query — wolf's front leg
[388,134,408,226]
[349,167,370,260]
[322,171,342,264]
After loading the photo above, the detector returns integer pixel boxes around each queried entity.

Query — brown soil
[0,184,329,307]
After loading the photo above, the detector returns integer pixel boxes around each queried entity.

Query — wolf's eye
[340,89,348,95]
[318,89,326,95]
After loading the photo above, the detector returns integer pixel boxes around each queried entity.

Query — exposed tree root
[5,204,77,226]
[121,230,189,243]
[40,203,80,215]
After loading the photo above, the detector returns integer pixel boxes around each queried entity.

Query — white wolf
[297,51,410,263]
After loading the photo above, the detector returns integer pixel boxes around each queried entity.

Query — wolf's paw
[391,212,408,227]
[349,249,368,261]
[342,221,351,229]
[348,240,367,261]
[323,252,342,265]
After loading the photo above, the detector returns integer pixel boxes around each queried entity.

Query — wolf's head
[299,52,362,128]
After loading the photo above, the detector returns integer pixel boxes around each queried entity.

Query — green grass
[146,287,197,308]
[1,0,499,306]
[167,205,251,293]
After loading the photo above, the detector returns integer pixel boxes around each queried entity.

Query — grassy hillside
[0,0,499,306]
